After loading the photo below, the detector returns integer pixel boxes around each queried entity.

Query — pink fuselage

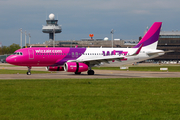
[6,47,85,67]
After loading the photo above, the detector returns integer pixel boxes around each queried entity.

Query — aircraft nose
[6,56,16,65]
[6,56,12,64]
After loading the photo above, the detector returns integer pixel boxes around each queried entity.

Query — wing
[68,44,143,66]
[68,55,126,65]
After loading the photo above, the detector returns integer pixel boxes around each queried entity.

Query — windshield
[13,52,23,55]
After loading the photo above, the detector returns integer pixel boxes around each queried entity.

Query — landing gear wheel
[27,71,31,75]
[88,70,94,75]
[75,72,81,75]
[27,66,31,75]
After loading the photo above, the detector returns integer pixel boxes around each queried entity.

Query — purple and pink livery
[6,22,164,75]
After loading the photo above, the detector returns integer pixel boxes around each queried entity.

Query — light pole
[28,33,31,45]
[19,28,23,48]
[24,31,27,47]
[53,28,55,47]
[111,29,114,48]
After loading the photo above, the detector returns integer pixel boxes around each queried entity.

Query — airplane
[6,22,164,75]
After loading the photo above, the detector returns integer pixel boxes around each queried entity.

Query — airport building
[44,38,124,48]
[30,16,180,63]
[42,13,62,41]
[153,31,180,62]
[30,31,180,62]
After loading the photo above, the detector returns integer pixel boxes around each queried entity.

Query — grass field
[0,78,180,119]
[93,65,180,72]
[0,69,51,74]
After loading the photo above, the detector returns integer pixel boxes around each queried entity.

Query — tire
[87,70,94,75]
[27,72,31,75]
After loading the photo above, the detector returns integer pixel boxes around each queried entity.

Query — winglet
[130,44,143,56]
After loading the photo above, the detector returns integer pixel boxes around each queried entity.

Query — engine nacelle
[64,62,88,73]
[46,66,64,71]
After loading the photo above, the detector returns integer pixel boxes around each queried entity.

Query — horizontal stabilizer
[146,50,165,56]
[164,50,174,53]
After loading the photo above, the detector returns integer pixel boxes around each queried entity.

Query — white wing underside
[68,55,125,65]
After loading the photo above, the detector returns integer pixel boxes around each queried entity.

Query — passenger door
[28,49,34,59]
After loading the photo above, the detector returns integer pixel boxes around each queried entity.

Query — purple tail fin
[133,22,162,49]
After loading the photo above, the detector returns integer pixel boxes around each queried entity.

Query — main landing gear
[27,66,31,75]
[87,66,94,75]
[87,70,94,75]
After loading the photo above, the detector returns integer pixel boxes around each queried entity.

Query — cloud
[1,0,180,45]
[131,10,151,15]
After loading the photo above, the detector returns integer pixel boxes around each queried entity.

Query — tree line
[0,43,20,55]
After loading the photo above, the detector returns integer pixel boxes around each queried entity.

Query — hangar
[153,31,180,61]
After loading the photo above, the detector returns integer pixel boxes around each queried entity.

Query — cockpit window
[13,52,23,55]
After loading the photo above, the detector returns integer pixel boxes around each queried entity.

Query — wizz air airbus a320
[6,22,165,75]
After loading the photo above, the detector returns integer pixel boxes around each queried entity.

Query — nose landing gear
[27,66,31,75]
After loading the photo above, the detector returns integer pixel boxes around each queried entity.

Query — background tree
[9,43,21,54]
[0,43,20,55]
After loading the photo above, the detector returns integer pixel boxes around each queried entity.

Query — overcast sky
[0,0,180,46]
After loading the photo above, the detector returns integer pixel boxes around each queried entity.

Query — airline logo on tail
[133,22,162,49]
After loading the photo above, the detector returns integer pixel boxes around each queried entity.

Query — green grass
[93,66,180,72]
[0,69,51,74]
[0,65,16,67]
[0,78,180,119]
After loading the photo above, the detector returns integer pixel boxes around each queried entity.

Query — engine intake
[64,62,88,73]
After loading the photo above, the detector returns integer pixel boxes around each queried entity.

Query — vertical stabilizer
[133,22,162,50]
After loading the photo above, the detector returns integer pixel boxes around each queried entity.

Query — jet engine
[64,62,88,73]
[46,66,64,71]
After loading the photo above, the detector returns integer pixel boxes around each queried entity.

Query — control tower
[42,13,62,40]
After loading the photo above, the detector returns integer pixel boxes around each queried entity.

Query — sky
[0,0,180,46]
